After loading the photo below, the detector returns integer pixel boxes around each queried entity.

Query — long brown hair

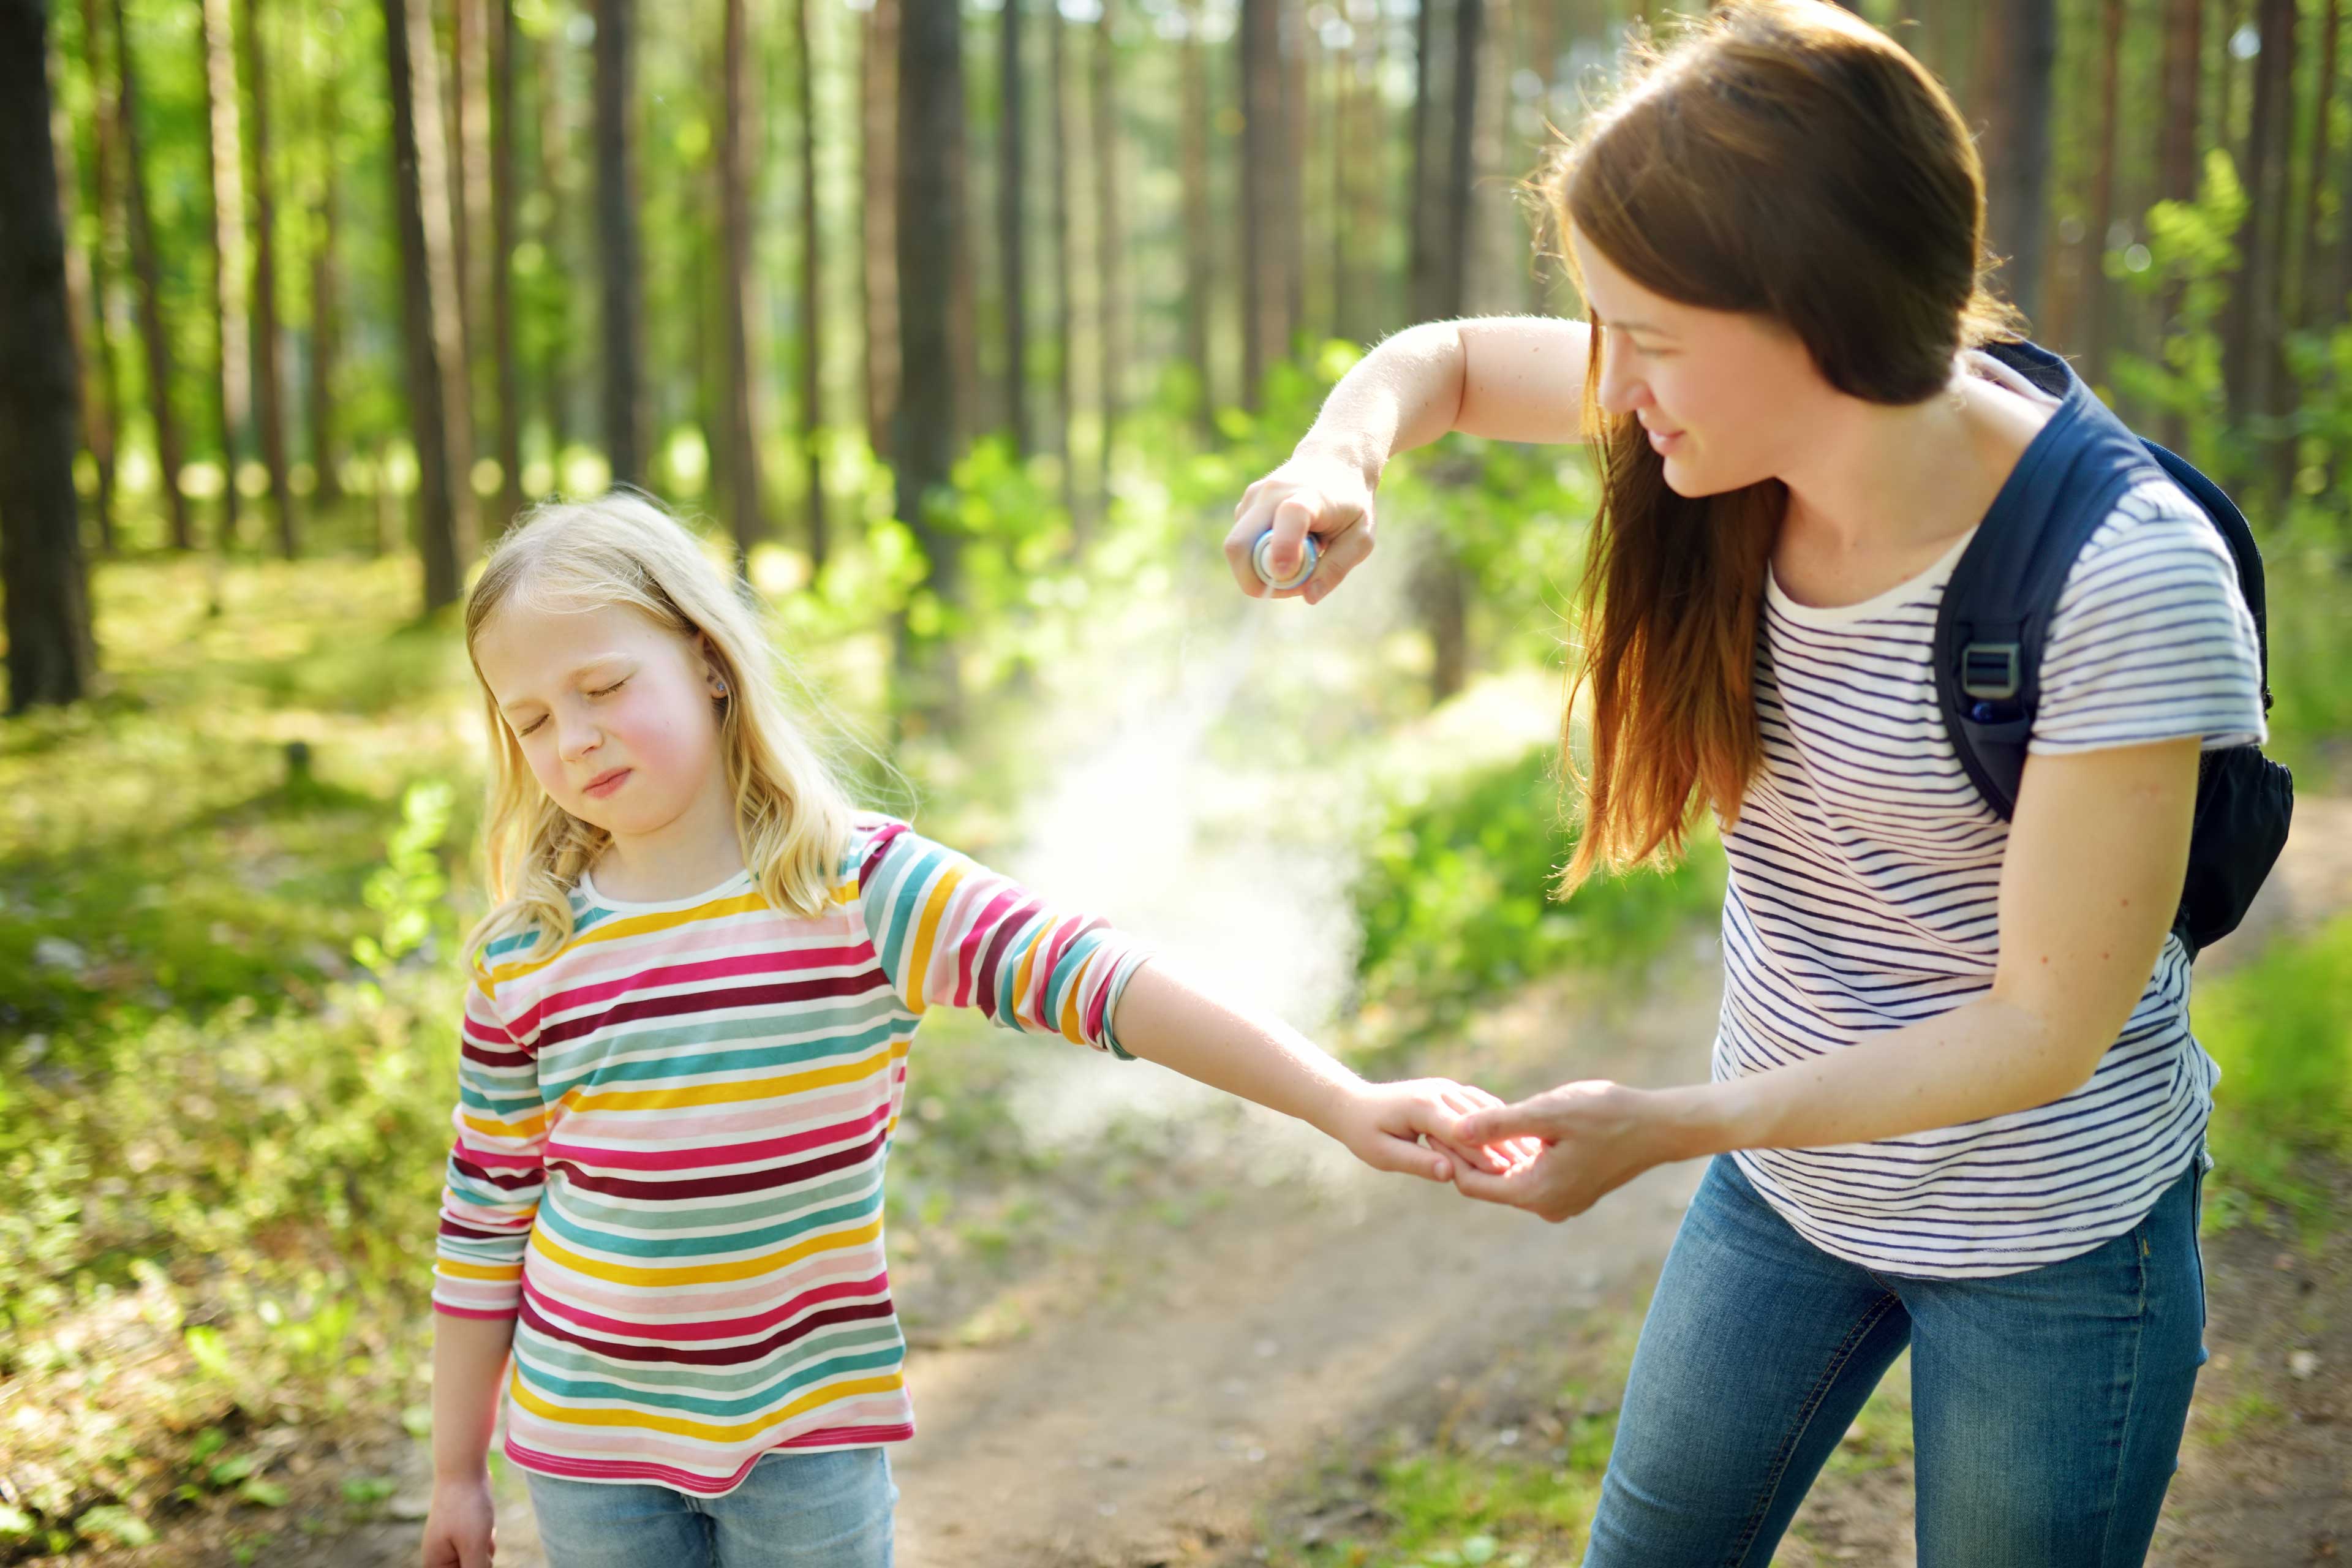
[1548,0,2025,895]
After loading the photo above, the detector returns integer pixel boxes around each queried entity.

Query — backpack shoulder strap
[1933,341,2147,821]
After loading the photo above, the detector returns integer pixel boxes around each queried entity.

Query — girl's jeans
[1583,1147,2209,1567]
[523,1444,895,1568]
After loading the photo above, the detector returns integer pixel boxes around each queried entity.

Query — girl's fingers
[1299,515,1374,604]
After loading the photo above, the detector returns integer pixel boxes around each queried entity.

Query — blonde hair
[459,490,859,973]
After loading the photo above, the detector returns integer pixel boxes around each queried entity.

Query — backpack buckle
[1961,642,2021,702]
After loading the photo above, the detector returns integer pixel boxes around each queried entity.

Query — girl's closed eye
[514,680,626,737]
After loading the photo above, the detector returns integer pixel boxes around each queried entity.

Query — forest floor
[61,799,2348,1568]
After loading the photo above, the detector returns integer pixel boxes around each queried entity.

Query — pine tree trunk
[2082,0,2122,390]
[1049,0,1078,499]
[0,0,97,710]
[2299,0,2341,328]
[386,0,464,607]
[490,0,522,527]
[719,0,763,561]
[2222,0,2294,434]
[309,57,343,514]
[861,0,900,461]
[1978,0,2055,324]
[238,0,294,555]
[1091,0,1121,503]
[56,12,117,554]
[594,0,646,488]
[455,0,491,469]
[1238,0,1279,404]
[2156,0,2201,450]
[1178,0,1212,435]
[200,0,249,544]
[999,0,1028,456]
[794,0,826,564]
[110,0,191,550]
[895,0,964,726]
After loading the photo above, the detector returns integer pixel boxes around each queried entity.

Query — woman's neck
[1776,365,2055,560]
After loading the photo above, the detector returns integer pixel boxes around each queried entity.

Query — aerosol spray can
[1251,527,1321,593]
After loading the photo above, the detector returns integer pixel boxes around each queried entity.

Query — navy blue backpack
[1931,338,2295,960]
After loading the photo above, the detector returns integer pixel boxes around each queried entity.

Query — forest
[0,0,2348,1561]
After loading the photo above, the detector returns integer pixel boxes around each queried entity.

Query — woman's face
[1570,228,1830,498]
[472,596,728,842]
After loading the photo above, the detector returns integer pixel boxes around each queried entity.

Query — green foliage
[2193,913,2352,1231]
[1353,744,1727,1023]
[2109,148,2247,480]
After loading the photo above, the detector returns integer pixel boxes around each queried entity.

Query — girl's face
[472,597,729,842]
[1570,228,1829,498]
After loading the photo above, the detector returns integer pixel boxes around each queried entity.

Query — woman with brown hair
[1226,3,2269,1562]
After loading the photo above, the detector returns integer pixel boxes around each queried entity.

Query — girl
[1229,4,2266,1563]
[418,491,1499,1568]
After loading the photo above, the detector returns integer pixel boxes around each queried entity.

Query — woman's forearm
[431,1310,519,1481]
[1655,995,2092,1160]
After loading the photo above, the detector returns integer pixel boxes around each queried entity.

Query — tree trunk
[110,0,191,550]
[238,0,294,555]
[1091,0,1122,505]
[999,0,1028,456]
[2222,0,2294,434]
[0,0,97,710]
[896,0,964,726]
[491,0,522,527]
[1178,0,1212,435]
[200,0,249,544]
[58,9,117,554]
[455,0,491,472]
[861,0,900,462]
[2155,0,2201,450]
[2083,0,2122,390]
[1238,0,1280,404]
[594,0,646,488]
[719,0,764,561]
[386,0,464,608]
[1977,0,2055,325]
[794,0,826,565]
[1406,0,1441,320]
[309,61,342,513]
[1049,0,1077,500]
[1414,0,1479,704]
[2299,0,2342,328]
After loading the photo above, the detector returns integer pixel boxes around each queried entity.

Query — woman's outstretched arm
[1224,316,1593,603]
[1445,736,2204,1221]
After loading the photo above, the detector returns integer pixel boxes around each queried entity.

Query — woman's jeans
[523,1444,896,1568]
[1583,1148,2209,1567]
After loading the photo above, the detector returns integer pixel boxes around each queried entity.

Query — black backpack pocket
[2176,744,2296,957]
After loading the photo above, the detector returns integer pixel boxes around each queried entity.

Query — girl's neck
[587,772,745,904]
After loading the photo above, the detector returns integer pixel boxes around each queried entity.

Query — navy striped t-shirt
[1718,474,2268,1278]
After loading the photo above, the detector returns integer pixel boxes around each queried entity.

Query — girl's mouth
[584,769,631,798]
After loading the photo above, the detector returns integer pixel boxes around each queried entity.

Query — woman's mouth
[584,768,631,798]
[1645,423,1685,454]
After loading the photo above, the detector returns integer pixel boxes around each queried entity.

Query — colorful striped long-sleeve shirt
[431,815,1155,1493]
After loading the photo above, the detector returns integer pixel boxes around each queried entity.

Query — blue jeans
[1583,1148,2209,1567]
[522,1445,896,1568]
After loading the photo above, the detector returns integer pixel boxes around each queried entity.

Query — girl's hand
[1323,1077,1523,1183]
[1223,449,1381,604]
[419,1472,498,1568]
[1446,1080,1687,1222]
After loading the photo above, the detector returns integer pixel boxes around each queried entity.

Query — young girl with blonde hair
[418,490,1500,1568]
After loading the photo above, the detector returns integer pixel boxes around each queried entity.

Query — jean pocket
[2188,1155,2209,1334]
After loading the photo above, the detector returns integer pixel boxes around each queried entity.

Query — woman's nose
[1594,345,1647,418]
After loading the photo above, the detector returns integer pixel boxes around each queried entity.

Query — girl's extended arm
[1223,316,1593,602]
[419,1312,516,1568]
[1110,959,1504,1182]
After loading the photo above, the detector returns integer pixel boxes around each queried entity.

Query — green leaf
[184,1322,232,1378]
[238,1479,290,1509]
[209,1453,258,1486]
[75,1505,156,1547]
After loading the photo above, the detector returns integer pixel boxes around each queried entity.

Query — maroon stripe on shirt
[545,1125,890,1202]
[516,1292,899,1366]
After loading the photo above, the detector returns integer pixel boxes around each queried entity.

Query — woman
[1226,4,2266,1564]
